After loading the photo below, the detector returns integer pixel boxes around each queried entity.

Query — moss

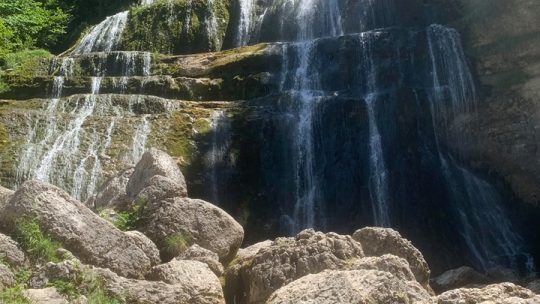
[0,50,52,94]
[120,0,230,55]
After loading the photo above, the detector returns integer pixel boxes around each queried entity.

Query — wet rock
[85,168,134,210]
[486,266,520,283]
[0,233,27,268]
[140,196,244,262]
[526,279,540,294]
[266,269,431,304]
[353,227,430,287]
[434,282,540,303]
[1,181,159,278]
[23,288,69,304]
[126,148,187,198]
[432,266,489,293]
[224,229,364,304]
[177,244,224,276]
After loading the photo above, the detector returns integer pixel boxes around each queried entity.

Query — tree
[0,0,71,51]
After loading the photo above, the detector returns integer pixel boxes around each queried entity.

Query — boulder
[266,269,431,304]
[85,168,134,210]
[29,260,225,304]
[486,266,520,282]
[135,175,188,203]
[431,266,488,293]
[140,196,244,262]
[0,263,15,288]
[0,233,27,268]
[224,229,364,304]
[434,282,540,303]
[125,231,161,265]
[1,180,159,279]
[126,148,187,198]
[347,254,417,283]
[353,227,430,286]
[527,279,540,294]
[177,244,224,276]
[0,185,13,207]
[146,259,224,301]
[23,288,69,304]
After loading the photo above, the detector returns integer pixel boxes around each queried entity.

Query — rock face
[434,282,540,303]
[0,180,159,278]
[140,196,243,262]
[0,263,15,288]
[431,266,488,293]
[224,229,364,304]
[347,254,417,283]
[85,168,134,210]
[0,233,27,268]
[266,269,431,304]
[0,185,13,207]
[127,148,188,198]
[352,227,430,287]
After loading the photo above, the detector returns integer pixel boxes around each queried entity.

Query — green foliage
[87,288,121,304]
[0,284,30,304]
[15,217,64,263]
[48,279,79,300]
[164,231,192,257]
[0,49,52,94]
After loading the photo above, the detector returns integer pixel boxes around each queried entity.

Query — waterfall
[361,32,391,227]
[207,110,233,204]
[72,11,129,54]
[235,0,255,47]
[205,0,221,49]
[427,24,533,272]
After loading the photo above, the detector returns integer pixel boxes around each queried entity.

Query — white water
[207,110,232,203]
[235,0,255,46]
[427,24,533,272]
[361,32,391,227]
[72,11,129,54]
[205,0,221,48]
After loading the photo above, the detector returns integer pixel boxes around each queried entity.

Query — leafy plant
[48,279,79,300]
[87,288,121,304]
[15,217,63,263]
[0,284,30,304]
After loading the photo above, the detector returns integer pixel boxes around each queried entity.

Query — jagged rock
[224,229,364,304]
[177,244,224,276]
[85,168,134,210]
[433,282,540,303]
[146,259,223,301]
[347,254,417,283]
[352,227,430,286]
[266,269,431,304]
[0,263,15,288]
[0,181,159,279]
[30,260,225,304]
[527,279,540,294]
[140,196,243,262]
[432,266,489,293]
[0,233,27,268]
[0,185,13,207]
[126,148,187,198]
[23,288,69,304]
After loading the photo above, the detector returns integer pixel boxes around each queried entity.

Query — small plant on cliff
[0,269,32,304]
[164,231,192,257]
[15,217,63,263]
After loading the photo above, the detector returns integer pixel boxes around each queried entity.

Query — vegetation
[15,217,64,263]
[164,231,192,257]
[0,269,32,304]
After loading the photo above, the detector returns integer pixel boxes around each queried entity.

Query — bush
[164,232,192,257]
[15,217,63,263]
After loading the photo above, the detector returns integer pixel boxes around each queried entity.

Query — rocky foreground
[0,149,538,303]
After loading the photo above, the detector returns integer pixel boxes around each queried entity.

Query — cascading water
[426,24,534,272]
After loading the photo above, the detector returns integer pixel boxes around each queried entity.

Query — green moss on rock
[120,0,230,54]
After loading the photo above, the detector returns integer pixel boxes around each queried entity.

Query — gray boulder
[23,288,69,304]
[140,196,244,262]
[527,279,540,294]
[434,282,540,303]
[146,259,224,302]
[347,254,417,283]
[0,185,13,207]
[177,244,224,276]
[0,233,27,268]
[353,227,430,287]
[0,263,15,289]
[85,168,134,210]
[266,269,431,304]
[431,266,488,293]
[224,229,364,304]
[1,180,159,279]
[126,148,187,198]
